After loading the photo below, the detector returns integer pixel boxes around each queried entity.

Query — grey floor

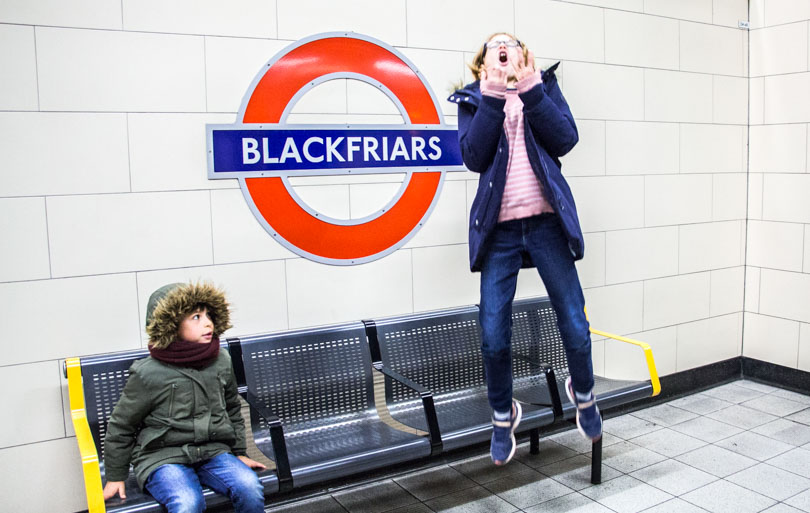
[264,379,810,513]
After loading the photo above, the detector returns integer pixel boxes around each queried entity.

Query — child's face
[483,33,523,78]
[178,307,215,344]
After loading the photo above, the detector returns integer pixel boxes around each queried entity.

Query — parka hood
[145,282,232,349]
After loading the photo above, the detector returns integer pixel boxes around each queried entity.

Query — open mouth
[499,51,508,63]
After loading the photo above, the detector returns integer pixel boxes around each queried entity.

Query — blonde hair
[467,32,531,81]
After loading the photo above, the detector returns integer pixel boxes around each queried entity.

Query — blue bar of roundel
[212,128,462,173]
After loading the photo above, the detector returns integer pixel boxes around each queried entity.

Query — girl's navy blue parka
[448,63,584,272]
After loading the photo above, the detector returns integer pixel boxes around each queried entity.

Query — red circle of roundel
[240,35,444,263]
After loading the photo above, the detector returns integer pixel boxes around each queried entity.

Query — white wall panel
[346,81,402,116]
[681,124,744,174]
[615,326,677,378]
[570,176,645,232]
[680,22,744,76]
[645,174,713,227]
[750,124,807,173]
[744,312,800,368]
[762,0,810,27]
[0,274,140,366]
[578,232,607,289]
[0,362,63,448]
[516,0,605,62]
[605,10,678,69]
[713,75,748,125]
[644,0,712,23]
[584,282,644,335]
[0,0,121,29]
[561,120,606,177]
[605,227,678,284]
[713,0,750,28]
[412,245,478,312]
[564,62,645,121]
[679,221,744,273]
[762,174,810,223]
[644,272,711,330]
[0,25,37,110]
[710,266,745,316]
[749,77,765,126]
[751,23,809,77]
[293,184,352,219]
[745,266,761,313]
[0,112,129,197]
[123,0,276,38]
[747,220,805,272]
[47,192,213,277]
[759,268,810,324]
[37,28,206,112]
[805,225,810,273]
[404,180,467,248]
[606,122,679,175]
[406,0,512,52]
[764,72,810,124]
[748,173,764,220]
[676,313,741,370]
[713,174,747,222]
[645,70,713,123]
[279,0,406,46]
[0,198,50,283]
[800,323,810,372]
[567,0,643,11]
[399,48,467,117]
[290,80,349,115]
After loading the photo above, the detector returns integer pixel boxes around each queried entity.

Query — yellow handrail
[585,308,661,397]
[66,358,106,513]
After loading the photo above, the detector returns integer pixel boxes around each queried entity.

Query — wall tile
[584,282,644,335]
[413,245,478,312]
[37,27,206,112]
[293,183,352,219]
[516,0,604,62]
[123,0,276,37]
[606,121,679,175]
[679,221,745,273]
[0,274,140,366]
[800,323,810,372]
[645,174,713,227]
[346,81,402,116]
[645,0,712,23]
[399,48,467,117]
[288,79,349,115]
[605,10,678,69]
[0,25,37,110]
[286,249,413,328]
[0,0,121,29]
[744,312,800,368]
[751,23,809,77]
[750,0,765,29]
[645,69,713,123]
[713,75,748,125]
[205,37,291,114]
[578,232,607,289]
[764,72,810,124]
[48,192,213,277]
[592,339,605,376]
[406,0,513,52]
[605,326,676,380]
[567,0,643,11]
[605,226,678,284]
[747,220,804,272]
[677,313,741,370]
[0,438,87,513]
[279,0,406,46]
[516,266,548,300]
[680,22,745,76]
[759,268,810,324]
[748,173,764,220]
[210,189,296,264]
[130,113,236,192]
[0,362,64,448]
[0,112,129,197]
[644,272,711,330]
[805,225,810,273]
[136,261,289,342]
[749,77,765,126]
[681,124,744,173]
[404,180,467,248]
[711,266,745,316]
[564,62,645,121]
[750,124,808,173]
[745,266,761,313]
[561,120,606,177]
[0,198,50,283]
[762,174,810,223]
[569,176,645,232]
[713,0,750,28]
[713,174,748,221]
[763,0,810,27]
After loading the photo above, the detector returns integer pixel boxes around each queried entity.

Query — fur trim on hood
[145,282,232,349]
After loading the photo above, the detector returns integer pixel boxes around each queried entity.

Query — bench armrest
[65,358,106,513]
[589,327,661,397]
[242,390,293,492]
[373,363,443,455]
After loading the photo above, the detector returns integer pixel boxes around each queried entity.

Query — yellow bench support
[585,308,661,397]
[66,358,106,513]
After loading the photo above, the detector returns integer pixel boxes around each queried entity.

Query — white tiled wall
[0,0,765,509]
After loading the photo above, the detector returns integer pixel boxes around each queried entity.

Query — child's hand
[238,455,268,471]
[103,481,126,500]
[510,50,537,82]
[482,64,509,86]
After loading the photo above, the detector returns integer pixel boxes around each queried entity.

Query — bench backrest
[510,297,571,380]
[240,322,374,429]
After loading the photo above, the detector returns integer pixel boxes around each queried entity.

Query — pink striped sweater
[481,74,554,222]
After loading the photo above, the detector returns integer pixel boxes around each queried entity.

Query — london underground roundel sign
[206,33,465,265]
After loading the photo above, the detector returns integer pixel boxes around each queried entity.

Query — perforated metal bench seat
[65,345,280,513]
[240,322,435,488]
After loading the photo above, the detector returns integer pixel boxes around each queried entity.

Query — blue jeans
[145,453,264,513]
[480,213,594,412]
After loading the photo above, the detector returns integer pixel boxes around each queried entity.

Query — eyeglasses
[485,39,522,49]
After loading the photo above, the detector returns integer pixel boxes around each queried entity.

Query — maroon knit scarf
[149,337,220,369]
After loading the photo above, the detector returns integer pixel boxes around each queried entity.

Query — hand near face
[510,50,537,82]
[480,64,509,86]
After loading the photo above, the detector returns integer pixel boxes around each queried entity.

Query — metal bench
[237,321,441,489]
[65,343,284,513]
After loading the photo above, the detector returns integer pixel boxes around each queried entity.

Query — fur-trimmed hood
[145,282,232,349]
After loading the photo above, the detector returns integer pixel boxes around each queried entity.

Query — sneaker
[490,399,522,465]
[565,377,602,441]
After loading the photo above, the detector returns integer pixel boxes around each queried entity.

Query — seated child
[102,282,267,513]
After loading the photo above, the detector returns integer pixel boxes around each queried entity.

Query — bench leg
[591,437,602,484]
[530,428,540,455]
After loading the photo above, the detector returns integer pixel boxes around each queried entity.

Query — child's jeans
[145,452,264,513]
[479,213,595,413]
